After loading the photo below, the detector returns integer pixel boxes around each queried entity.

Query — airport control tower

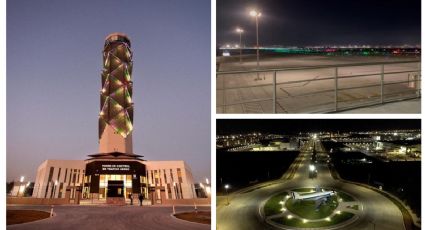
[98,33,134,154]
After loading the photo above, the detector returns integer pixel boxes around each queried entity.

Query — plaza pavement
[7,205,210,230]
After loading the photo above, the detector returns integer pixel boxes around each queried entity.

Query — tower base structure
[32,155,197,205]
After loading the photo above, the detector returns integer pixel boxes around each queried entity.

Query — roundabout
[217,138,407,230]
[262,188,361,229]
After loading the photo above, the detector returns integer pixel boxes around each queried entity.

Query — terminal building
[32,33,196,204]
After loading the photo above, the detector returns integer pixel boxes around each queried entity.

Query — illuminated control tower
[99,33,134,154]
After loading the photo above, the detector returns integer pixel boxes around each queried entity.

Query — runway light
[287,215,293,219]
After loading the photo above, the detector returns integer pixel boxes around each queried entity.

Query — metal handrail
[217,60,420,75]
[217,60,421,113]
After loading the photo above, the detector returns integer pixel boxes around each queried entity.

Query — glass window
[48,167,54,182]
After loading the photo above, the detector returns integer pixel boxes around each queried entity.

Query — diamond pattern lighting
[99,33,134,139]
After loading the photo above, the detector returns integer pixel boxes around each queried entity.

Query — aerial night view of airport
[216,0,421,114]
[216,119,421,230]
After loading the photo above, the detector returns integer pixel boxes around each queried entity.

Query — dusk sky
[217,119,421,135]
[217,0,421,46]
[7,0,210,182]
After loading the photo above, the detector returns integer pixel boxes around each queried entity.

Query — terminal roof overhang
[87,151,144,160]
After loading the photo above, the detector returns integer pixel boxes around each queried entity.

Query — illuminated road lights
[287,215,293,219]
[249,9,262,80]
[225,184,230,205]
[249,10,261,17]
[309,165,316,171]
[235,27,244,63]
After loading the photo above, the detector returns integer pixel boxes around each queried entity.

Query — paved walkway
[7,205,210,230]
[337,99,420,113]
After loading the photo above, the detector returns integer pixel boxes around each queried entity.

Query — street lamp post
[250,10,261,80]
[236,28,244,64]
[224,184,230,205]
[51,180,58,198]
[173,182,178,199]
[17,176,24,197]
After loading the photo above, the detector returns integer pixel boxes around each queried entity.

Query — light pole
[173,182,178,199]
[236,28,244,64]
[52,180,58,198]
[250,10,261,80]
[17,176,24,197]
[16,176,25,197]
[224,184,230,205]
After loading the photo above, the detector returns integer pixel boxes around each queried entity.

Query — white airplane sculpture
[290,187,336,201]
[290,187,337,210]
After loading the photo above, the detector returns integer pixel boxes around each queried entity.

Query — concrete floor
[217,55,421,114]
[337,98,420,113]
[7,205,210,230]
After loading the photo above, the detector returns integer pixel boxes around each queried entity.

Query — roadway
[7,205,210,230]
[216,137,405,230]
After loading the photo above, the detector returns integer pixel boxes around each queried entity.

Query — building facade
[32,159,196,202]
[144,161,196,204]
[32,160,86,199]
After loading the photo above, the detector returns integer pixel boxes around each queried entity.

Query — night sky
[217,0,421,46]
[7,0,210,182]
[217,119,421,135]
